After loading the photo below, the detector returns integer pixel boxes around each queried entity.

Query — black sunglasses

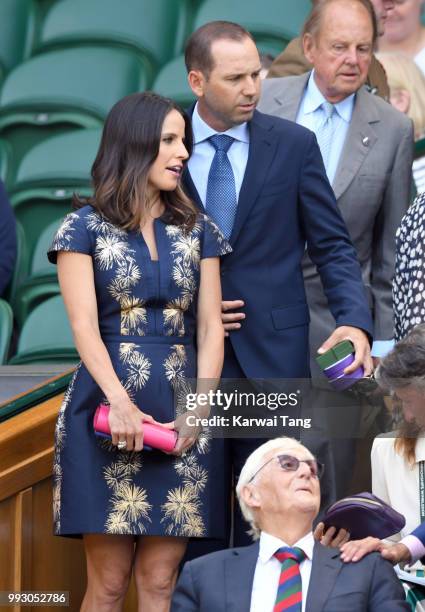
[248,453,325,483]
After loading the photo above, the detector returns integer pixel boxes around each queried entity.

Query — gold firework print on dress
[119,296,147,336]
[174,377,212,455]
[161,479,206,537]
[53,366,80,533]
[49,211,89,254]
[76,209,145,337]
[103,343,152,534]
[104,453,152,535]
[163,344,187,385]
[160,346,209,537]
[89,212,148,337]
[164,223,202,336]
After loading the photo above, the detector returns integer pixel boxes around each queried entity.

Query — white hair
[236,437,314,541]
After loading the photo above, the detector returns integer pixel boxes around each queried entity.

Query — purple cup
[329,365,365,390]
[323,353,355,379]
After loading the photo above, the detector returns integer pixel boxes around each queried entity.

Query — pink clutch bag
[93,404,177,452]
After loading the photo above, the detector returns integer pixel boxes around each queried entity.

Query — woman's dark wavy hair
[376,324,425,464]
[74,91,197,230]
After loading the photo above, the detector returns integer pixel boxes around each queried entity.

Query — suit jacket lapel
[305,542,343,612]
[225,543,259,612]
[267,72,309,122]
[229,111,278,245]
[332,86,379,200]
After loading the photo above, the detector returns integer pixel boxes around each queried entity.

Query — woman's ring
[117,440,127,450]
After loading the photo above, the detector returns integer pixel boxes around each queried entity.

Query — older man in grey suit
[172,437,408,611]
[258,0,413,501]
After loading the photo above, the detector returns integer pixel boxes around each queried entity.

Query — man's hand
[381,542,411,565]
[222,300,245,336]
[340,537,411,564]
[314,522,350,547]
[318,326,373,376]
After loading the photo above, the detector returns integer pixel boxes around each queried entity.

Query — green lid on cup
[316,340,354,370]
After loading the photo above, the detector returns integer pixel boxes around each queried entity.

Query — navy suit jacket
[172,541,409,611]
[0,179,16,296]
[412,522,425,545]
[183,109,373,378]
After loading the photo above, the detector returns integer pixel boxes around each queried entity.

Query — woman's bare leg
[133,536,188,612]
[80,534,135,612]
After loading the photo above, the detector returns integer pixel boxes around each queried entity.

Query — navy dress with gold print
[48,204,231,538]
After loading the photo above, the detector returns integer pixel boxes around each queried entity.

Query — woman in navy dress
[48,92,231,611]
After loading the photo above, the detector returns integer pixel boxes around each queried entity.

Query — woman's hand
[108,394,156,452]
[339,537,411,564]
[163,411,203,456]
[340,537,383,562]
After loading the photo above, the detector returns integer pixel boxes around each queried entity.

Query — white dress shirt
[250,531,314,612]
[187,102,250,207]
[295,71,354,187]
[371,434,425,541]
[372,434,425,571]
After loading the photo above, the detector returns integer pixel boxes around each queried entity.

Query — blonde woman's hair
[376,51,425,139]
[236,437,313,540]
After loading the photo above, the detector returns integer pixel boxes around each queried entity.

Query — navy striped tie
[273,546,306,612]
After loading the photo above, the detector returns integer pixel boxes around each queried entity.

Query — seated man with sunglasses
[172,437,408,612]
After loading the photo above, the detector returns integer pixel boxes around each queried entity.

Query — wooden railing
[0,387,138,611]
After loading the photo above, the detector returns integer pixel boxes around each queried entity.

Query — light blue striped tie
[316,101,336,177]
[205,134,237,239]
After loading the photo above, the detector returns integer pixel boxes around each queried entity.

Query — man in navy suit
[0,179,16,297]
[182,21,373,546]
[172,437,408,611]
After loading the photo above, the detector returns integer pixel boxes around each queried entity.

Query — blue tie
[315,101,335,178]
[205,134,237,239]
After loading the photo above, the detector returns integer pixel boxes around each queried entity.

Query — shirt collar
[258,530,315,564]
[303,70,355,123]
[192,102,249,145]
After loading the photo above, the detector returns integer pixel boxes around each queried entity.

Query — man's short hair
[236,437,313,540]
[302,0,378,46]
[184,21,255,77]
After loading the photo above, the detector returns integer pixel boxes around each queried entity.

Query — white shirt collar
[303,70,355,123]
[192,102,250,145]
[258,530,315,564]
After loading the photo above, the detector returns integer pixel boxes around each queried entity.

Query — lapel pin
[362,136,369,147]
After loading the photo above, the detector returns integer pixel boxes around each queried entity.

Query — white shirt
[250,531,314,612]
[371,434,425,542]
[187,102,250,207]
[295,71,354,186]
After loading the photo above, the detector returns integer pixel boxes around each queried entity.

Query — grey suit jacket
[171,541,409,611]
[258,74,414,373]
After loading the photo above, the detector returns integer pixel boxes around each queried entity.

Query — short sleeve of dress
[200,215,232,259]
[47,209,93,264]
